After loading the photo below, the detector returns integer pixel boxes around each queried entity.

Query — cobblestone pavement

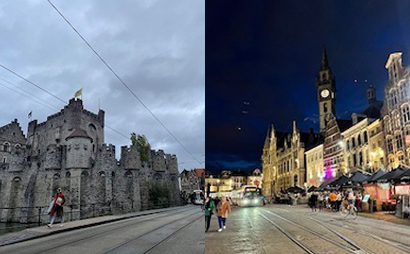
[205,204,410,254]
[0,205,204,254]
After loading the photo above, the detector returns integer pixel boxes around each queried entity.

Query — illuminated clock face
[321,89,330,98]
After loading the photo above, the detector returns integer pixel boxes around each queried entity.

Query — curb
[0,205,189,247]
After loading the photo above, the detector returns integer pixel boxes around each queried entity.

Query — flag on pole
[28,111,32,119]
[74,88,82,98]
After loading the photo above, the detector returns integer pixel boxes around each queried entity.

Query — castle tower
[317,46,336,133]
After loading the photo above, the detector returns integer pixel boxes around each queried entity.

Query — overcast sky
[0,0,204,171]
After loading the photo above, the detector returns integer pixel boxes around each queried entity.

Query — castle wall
[0,99,181,223]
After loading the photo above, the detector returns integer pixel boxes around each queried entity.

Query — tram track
[26,206,200,254]
[273,206,410,254]
[141,215,203,254]
[101,212,202,254]
[259,209,374,254]
[312,215,410,253]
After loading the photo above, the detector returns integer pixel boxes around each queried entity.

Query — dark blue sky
[206,0,410,173]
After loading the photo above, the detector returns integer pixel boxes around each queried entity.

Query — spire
[264,125,272,148]
[292,120,297,134]
[321,45,330,70]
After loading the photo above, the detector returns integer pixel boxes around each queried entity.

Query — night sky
[206,0,410,174]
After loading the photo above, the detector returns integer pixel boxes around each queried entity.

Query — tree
[131,133,151,162]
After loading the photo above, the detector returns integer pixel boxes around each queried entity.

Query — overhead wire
[0,66,130,145]
[45,0,202,167]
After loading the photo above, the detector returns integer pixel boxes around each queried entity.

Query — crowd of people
[308,189,363,212]
[204,196,231,233]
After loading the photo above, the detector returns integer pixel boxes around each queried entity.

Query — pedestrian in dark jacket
[310,192,318,212]
[47,187,66,228]
[205,197,215,232]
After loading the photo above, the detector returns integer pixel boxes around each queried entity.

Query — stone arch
[153,173,162,181]
[124,170,134,211]
[8,177,22,221]
[80,171,90,217]
[3,142,10,152]
[97,171,106,205]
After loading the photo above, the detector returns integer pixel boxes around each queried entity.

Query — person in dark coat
[310,192,318,212]
[205,197,215,232]
[47,187,66,228]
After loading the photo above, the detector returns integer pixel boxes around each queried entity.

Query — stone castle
[0,98,180,223]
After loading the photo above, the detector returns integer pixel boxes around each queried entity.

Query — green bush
[149,183,170,208]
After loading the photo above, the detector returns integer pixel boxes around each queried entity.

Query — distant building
[180,168,204,194]
[204,168,262,194]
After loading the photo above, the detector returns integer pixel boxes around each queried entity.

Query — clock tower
[317,46,336,133]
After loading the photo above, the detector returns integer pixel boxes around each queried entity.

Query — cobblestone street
[205,204,410,254]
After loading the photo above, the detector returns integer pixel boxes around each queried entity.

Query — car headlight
[254,199,259,203]
[243,199,249,204]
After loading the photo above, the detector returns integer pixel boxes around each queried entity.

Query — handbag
[47,199,55,214]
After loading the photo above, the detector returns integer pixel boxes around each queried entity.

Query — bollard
[38,207,41,225]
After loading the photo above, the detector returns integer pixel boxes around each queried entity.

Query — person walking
[318,192,324,211]
[336,191,342,212]
[205,197,215,232]
[310,192,318,212]
[47,187,66,228]
[216,196,231,232]
[329,191,337,211]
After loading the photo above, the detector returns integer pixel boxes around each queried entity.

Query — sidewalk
[0,206,185,247]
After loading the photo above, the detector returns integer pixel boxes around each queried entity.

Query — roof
[193,168,205,178]
[230,170,248,177]
[376,168,405,182]
[275,131,291,150]
[329,175,350,187]
[65,128,93,142]
[347,171,370,183]
[300,132,324,151]
[336,119,353,132]
[363,101,383,119]
[363,169,387,183]
[394,169,410,182]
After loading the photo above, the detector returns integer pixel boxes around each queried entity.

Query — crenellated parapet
[120,145,141,170]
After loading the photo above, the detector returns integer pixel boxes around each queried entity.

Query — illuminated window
[402,104,410,124]
[387,138,393,153]
[396,134,403,149]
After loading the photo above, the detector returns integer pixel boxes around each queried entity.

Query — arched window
[323,103,328,113]
[402,104,410,124]
[66,172,71,178]
[364,131,368,143]
[396,134,403,150]
[3,142,9,152]
[358,135,362,146]
[347,140,350,150]
[359,151,363,165]
[352,137,356,148]
[387,137,393,153]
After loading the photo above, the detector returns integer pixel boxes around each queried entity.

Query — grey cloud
[0,0,204,171]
